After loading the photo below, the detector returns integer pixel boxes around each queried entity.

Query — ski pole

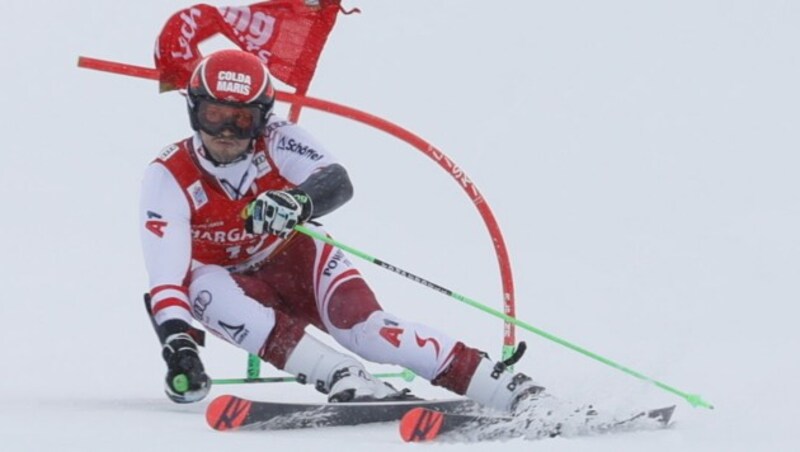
[293,225,714,409]
[213,369,416,385]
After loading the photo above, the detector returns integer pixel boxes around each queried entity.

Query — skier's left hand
[243,189,312,238]
[163,332,211,404]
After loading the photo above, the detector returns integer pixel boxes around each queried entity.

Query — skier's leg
[325,293,542,411]
[311,241,544,412]
[187,264,306,367]
[190,263,403,401]
[234,230,411,401]
[227,226,543,411]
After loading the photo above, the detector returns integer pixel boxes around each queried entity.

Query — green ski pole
[293,225,713,409]
[213,369,416,385]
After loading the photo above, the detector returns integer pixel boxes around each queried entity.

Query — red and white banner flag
[155,1,344,93]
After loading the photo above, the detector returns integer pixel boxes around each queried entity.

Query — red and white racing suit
[139,117,482,393]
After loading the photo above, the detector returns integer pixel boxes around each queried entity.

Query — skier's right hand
[242,189,312,238]
[162,333,211,403]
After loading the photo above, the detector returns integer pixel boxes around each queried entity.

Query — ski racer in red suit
[140,49,540,410]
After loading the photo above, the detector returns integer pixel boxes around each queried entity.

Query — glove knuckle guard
[246,190,308,237]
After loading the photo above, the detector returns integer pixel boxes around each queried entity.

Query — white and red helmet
[186,49,276,139]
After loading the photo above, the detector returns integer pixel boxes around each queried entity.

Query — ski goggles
[195,100,266,139]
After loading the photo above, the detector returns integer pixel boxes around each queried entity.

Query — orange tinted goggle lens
[197,101,262,138]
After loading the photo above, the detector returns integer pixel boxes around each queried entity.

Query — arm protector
[295,163,354,219]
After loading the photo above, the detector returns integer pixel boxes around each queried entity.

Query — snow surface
[2,1,799,450]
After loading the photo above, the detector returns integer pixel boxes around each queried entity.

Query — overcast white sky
[1,1,799,450]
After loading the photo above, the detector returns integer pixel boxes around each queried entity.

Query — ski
[399,404,675,442]
[206,394,479,431]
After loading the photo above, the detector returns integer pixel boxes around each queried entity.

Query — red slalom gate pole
[78,57,159,80]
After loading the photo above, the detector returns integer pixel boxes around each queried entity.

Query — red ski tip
[399,407,444,442]
[206,395,252,431]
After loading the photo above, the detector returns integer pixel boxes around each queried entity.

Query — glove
[162,333,211,403]
[243,189,313,238]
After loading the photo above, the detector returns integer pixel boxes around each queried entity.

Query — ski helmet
[186,49,276,139]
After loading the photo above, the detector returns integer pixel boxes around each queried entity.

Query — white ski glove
[243,189,313,238]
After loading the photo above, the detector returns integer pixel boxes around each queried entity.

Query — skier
[139,49,540,411]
